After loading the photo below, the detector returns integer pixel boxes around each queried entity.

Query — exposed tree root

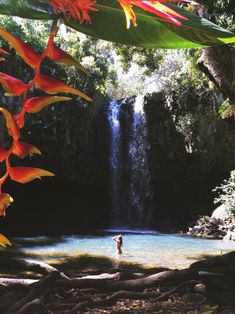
[0,258,69,279]
[56,268,199,292]
[16,299,51,314]
[6,271,60,314]
[0,251,235,313]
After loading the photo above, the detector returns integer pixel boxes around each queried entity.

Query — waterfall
[108,96,152,228]
[108,100,122,225]
[128,95,153,227]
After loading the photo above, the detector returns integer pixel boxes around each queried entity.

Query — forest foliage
[0,0,234,246]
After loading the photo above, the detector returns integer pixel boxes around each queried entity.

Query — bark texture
[198,45,235,103]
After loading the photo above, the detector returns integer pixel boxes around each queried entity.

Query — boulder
[211,204,234,220]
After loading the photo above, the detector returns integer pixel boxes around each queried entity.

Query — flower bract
[49,0,97,23]
[12,141,41,158]
[0,72,29,97]
[9,167,55,184]
[0,193,13,217]
[0,234,12,247]
[117,0,193,28]
[34,73,92,101]
[0,107,20,140]
[0,29,41,68]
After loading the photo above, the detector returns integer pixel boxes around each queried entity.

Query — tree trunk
[198,45,235,103]
[196,2,235,104]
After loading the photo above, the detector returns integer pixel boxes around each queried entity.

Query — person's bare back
[113,235,123,254]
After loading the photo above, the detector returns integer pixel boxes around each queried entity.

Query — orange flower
[47,42,90,76]
[13,111,25,129]
[14,96,72,128]
[9,166,55,184]
[0,72,29,97]
[34,72,92,101]
[0,147,10,162]
[49,0,97,23]
[0,48,8,55]
[0,29,41,68]
[118,0,193,28]
[0,193,13,217]
[0,107,20,140]
[12,141,41,158]
[23,96,72,113]
[0,234,12,247]
[0,47,9,61]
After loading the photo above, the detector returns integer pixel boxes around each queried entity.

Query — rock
[223,230,235,241]
[211,204,234,220]
[182,293,205,304]
[194,283,206,294]
[187,206,235,240]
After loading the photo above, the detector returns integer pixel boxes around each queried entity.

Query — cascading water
[108,96,153,228]
[128,95,153,227]
[108,100,122,225]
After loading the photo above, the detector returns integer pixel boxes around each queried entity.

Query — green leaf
[0,0,234,48]
[220,105,235,119]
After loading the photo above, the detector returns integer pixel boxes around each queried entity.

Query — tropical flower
[49,0,97,23]
[0,193,13,217]
[34,72,92,101]
[0,72,29,97]
[47,42,90,76]
[0,29,41,68]
[48,0,194,28]
[0,147,10,162]
[9,166,55,184]
[0,233,11,247]
[0,107,20,140]
[0,48,8,55]
[14,96,72,128]
[0,47,9,61]
[118,0,193,28]
[12,141,41,158]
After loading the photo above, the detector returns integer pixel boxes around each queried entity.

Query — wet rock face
[142,92,235,228]
[2,89,235,233]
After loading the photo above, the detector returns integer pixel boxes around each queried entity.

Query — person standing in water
[113,235,123,254]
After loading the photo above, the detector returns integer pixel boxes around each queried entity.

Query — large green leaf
[0,0,234,48]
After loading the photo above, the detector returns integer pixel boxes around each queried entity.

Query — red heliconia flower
[47,42,90,76]
[12,140,41,158]
[0,48,9,55]
[9,166,55,184]
[118,0,193,28]
[0,29,41,68]
[0,193,13,217]
[34,72,92,101]
[23,96,72,113]
[0,72,29,97]
[14,96,72,128]
[0,47,9,61]
[0,107,20,140]
[0,233,11,247]
[0,147,10,162]
[49,0,97,23]
[13,111,25,129]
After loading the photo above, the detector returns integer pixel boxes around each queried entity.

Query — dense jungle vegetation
[0,0,234,232]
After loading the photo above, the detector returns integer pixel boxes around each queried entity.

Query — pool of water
[16,231,235,269]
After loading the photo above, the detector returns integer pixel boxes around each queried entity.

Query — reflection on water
[16,232,235,269]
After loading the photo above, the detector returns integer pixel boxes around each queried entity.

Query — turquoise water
[18,231,235,269]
